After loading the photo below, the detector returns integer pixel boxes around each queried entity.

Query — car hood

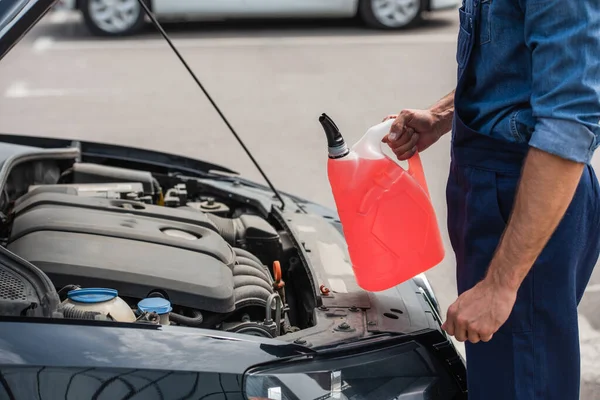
[0,0,56,61]
[0,133,240,177]
[0,132,332,213]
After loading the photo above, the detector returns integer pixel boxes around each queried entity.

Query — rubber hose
[236,256,273,284]
[206,213,238,243]
[234,248,262,266]
[61,305,104,320]
[58,285,81,301]
[170,310,204,327]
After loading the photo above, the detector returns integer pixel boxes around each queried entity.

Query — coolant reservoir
[137,297,172,325]
[63,288,137,322]
[319,114,445,292]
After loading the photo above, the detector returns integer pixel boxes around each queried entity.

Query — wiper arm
[136,0,286,210]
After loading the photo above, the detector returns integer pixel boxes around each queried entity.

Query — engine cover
[7,191,238,313]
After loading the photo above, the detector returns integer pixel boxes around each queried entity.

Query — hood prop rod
[136,0,286,210]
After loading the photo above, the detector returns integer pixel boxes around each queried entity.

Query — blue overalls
[448,0,600,398]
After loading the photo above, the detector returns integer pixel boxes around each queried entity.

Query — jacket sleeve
[525,0,600,163]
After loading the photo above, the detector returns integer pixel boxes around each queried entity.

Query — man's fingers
[384,124,408,144]
[394,146,418,161]
[455,328,468,342]
[442,319,455,336]
[454,316,470,342]
[480,333,494,342]
[388,124,405,142]
[389,110,414,141]
[382,112,403,142]
[467,330,481,344]
[390,129,418,151]
[391,131,419,160]
[382,116,404,143]
[443,304,457,336]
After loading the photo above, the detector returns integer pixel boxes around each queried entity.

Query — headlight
[244,340,458,400]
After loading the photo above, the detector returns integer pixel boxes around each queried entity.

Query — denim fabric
[454,0,600,163]
[447,115,600,398]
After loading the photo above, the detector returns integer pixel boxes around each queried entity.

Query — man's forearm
[486,147,585,291]
[429,89,455,135]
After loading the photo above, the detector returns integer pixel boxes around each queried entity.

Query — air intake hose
[205,213,240,244]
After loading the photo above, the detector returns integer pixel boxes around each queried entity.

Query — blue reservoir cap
[67,288,118,304]
[138,298,172,315]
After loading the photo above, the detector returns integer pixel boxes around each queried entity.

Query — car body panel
[54,0,458,20]
[238,0,356,17]
[0,366,245,399]
[0,318,309,399]
[154,0,355,18]
[0,317,466,398]
[0,319,306,372]
[153,0,246,18]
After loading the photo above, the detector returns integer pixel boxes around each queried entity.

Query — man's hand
[381,109,447,161]
[442,278,517,343]
[381,89,455,161]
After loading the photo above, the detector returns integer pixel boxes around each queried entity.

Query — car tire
[81,0,147,37]
[358,0,423,30]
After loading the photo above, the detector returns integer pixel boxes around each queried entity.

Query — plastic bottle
[319,113,444,292]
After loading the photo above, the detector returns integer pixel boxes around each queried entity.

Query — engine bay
[0,159,318,339]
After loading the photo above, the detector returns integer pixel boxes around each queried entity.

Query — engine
[2,163,300,338]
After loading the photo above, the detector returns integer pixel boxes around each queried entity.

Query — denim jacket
[454,0,600,164]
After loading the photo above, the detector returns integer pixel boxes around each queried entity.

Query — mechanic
[381,0,600,398]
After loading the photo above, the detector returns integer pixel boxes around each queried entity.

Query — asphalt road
[1,8,600,398]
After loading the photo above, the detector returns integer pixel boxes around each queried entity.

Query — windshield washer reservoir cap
[138,298,172,315]
[67,288,118,304]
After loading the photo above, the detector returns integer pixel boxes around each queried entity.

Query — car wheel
[359,0,423,30]
[81,0,146,37]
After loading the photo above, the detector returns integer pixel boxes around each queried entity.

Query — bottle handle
[404,151,432,199]
[378,122,432,199]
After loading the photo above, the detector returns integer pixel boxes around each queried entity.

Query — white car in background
[55,0,459,37]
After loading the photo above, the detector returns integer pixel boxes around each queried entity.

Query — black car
[0,1,466,399]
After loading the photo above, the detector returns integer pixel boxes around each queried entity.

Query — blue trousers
[447,114,600,399]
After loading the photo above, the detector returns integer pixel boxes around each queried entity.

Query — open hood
[0,0,56,61]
